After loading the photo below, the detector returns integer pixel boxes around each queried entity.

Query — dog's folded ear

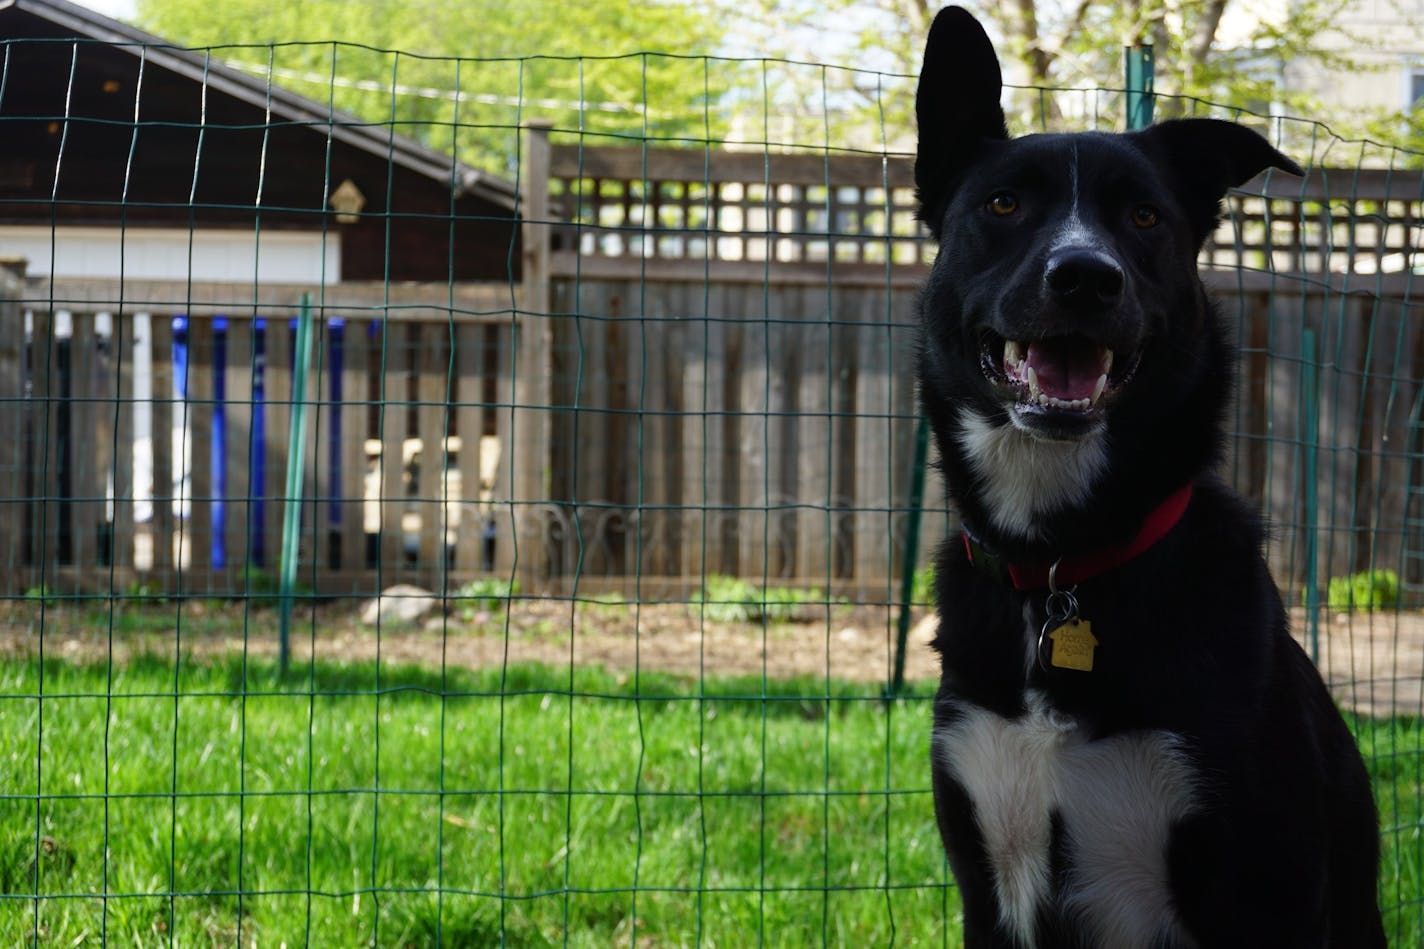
[1133,118,1305,247]
[915,6,1008,240]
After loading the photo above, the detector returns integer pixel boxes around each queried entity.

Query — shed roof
[0,0,519,211]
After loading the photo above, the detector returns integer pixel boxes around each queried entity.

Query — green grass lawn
[0,654,1420,946]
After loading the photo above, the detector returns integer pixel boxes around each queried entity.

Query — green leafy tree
[137,0,737,175]
[136,0,1412,167]
[719,0,1375,146]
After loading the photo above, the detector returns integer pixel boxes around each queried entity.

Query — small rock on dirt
[361,585,438,626]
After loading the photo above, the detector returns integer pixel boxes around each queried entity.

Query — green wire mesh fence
[3,8,1424,946]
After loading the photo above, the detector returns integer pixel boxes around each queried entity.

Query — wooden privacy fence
[2,281,519,597]
[536,132,1424,600]
[536,137,941,597]
[1219,284,1424,601]
[9,133,1424,599]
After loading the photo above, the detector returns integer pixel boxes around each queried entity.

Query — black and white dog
[914,7,1385,946]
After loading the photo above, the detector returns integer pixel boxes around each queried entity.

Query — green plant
[123,580,161,599]
[239,565,280,595]
[910,565,935,606]
[1314,569,1399,612]
[696,575,757,623]
[584,591,630,619]
[695,575,835,623]
[233,564,311,609]
[454,577,520,618]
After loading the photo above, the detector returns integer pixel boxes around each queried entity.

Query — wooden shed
[0,0,520,282]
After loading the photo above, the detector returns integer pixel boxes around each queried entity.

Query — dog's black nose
[1045,248,1124,309]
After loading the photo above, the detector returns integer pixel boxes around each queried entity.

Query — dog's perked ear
[915,6,1008,239]
[1132,118,1305,248]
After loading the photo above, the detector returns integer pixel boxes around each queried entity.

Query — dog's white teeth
[1091,373,1108,405]
[1101,349,1114,375]
[1003,340,1027,383]
[1036,394,1091,411]
[1025,365,1041,398]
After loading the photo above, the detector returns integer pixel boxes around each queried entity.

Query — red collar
[961,484,1194,591]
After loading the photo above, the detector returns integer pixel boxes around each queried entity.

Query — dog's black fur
[915,8,1385,946]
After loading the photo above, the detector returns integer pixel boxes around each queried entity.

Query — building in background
[0,0,523,592]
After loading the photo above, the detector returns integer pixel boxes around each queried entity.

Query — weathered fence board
[111,313,136,575]
[262,318,292,575]
[373,323,405,582]
[68,312,102,572]
[0,268,24,578]
[183,317,214,583]
[222,319,256,576]
[453,322,486,575]
[149,313,175,576]
[416,321,449,577]
[28,310,61,582]
[335,319,369,575]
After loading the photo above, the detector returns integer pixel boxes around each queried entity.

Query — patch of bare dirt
[1287,607,1424,718]
[0,597,944,688]
[3,599,1418,714]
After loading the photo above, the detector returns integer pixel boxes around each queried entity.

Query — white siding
[0,225,340,283]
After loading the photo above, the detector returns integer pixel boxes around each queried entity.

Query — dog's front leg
[931,768,1023,947]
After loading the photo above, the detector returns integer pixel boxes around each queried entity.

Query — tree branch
[1013,0,1052,85]
[1041,0,1093,76]
[1191,0,1230,63]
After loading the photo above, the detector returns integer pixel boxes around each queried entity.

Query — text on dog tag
[1048,618,1098,672]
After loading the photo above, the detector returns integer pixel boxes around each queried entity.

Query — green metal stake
[1302,328,1320,662]
[278,293,316,675]
[1125,44,1155,131]
[888,415,932,697]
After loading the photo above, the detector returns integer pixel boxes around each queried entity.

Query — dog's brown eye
[1132,205,1160,228]
[987,192,1018,216]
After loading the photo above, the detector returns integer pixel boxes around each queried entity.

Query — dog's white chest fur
[955,409,1107,540]
[933,691,1197,948]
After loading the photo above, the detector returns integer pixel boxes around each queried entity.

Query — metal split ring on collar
[1044,558,1079,624]
[1037,558,1098,674]
[1038,560,1081,671]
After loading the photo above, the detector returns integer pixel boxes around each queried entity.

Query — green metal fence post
[1302,328,1320,661]
[888,416,931,697]
[1125,45,1155,131]
[278,293,316,674]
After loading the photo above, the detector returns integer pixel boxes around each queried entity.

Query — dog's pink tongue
[1026,340,1103,401]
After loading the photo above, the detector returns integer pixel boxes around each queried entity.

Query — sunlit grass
[0,655,1418,946]
[0,657,955,946]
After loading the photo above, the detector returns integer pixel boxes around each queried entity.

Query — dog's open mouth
[979,332,1139,417]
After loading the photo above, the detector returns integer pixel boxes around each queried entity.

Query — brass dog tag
[1048,618,1098,672]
